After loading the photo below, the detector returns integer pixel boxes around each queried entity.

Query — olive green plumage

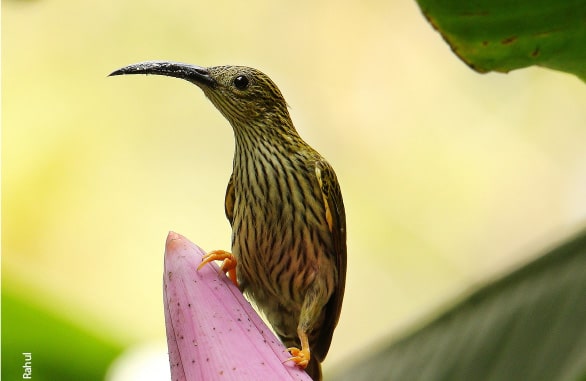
[110,61,346,381]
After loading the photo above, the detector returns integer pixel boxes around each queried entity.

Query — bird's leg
[287,276,330,370]
[287,327,311,368]
[198,250,238,287]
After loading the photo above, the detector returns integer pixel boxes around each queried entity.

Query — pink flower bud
[163,231,312,381]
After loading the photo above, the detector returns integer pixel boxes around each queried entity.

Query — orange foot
[287,329,311,369]
[197,250,238,287]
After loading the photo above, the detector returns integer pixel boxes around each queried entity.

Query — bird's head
[110,61,295,137]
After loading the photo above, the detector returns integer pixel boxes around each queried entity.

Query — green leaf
[332,230,586,381]
[1,287,124,381]
[416,0,586,81]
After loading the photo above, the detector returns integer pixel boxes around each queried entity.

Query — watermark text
[22,352,32,379]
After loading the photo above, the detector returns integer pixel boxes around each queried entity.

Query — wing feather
[224,174,235,225]
[313,160,347,361]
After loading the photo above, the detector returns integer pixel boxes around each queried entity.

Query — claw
[286,328,311,369]
[198,250,238,287]
[287,346,310,368]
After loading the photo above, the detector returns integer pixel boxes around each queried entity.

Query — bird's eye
[233,75,249,90]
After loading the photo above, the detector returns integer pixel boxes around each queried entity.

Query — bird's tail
[305,357,322,381]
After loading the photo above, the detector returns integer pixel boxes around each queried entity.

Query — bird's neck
[231,116,303,155]
[230,117,311,188]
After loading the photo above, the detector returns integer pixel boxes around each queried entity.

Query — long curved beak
[109,61,216,88]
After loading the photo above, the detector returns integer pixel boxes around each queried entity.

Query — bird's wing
[313,160,347,361]
[224,173,235,226]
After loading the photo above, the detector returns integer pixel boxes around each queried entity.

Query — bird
[110,61,346,380]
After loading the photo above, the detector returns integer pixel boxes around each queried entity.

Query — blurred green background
[3,0,586,379]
